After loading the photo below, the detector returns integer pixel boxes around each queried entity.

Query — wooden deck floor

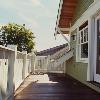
[14,73,100,100]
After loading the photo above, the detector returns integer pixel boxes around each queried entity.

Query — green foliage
[0,23,35,53]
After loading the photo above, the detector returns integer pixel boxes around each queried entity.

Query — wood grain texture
[15,73,100,100]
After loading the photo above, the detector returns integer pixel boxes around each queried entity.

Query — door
[94,15,100,83]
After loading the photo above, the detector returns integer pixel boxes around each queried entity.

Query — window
[71,34,76,41]
[77,21,88,61]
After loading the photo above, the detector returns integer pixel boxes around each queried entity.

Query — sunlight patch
[35,74,58,83]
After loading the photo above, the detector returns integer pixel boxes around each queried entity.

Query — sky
[0,0,68,51]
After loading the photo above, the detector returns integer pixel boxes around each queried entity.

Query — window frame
[76,24,88,63]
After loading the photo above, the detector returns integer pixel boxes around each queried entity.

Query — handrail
[0,45,36,99]
[50,46,69,60]
[0,45,15,52]
[48,49,73,73]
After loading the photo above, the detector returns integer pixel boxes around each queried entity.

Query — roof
[56,0,77,34]
[36,43,68,56]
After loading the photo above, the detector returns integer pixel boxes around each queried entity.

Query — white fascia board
[55,0,63,35]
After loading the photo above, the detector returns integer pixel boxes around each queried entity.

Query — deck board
[14,73,100,100]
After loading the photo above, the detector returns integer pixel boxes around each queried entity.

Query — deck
[14,73,100,100]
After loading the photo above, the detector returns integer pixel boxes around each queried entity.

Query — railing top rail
[37,56,47,58]
[50,46,69,59]
[17,51,27,55]
[0,45,15,52]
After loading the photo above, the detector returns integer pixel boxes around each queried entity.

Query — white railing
[0,50,8,100]
[50,46,69,60]
[48,61,66,73]
[48,47,73,73]
[34,46,73,74]
[0,45,36,100]
[35,56,48,73]
[0,44,73,100]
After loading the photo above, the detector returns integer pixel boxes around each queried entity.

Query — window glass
[81,31,84,43]
[84,29,87,42]
[81,43,88,58]
[85,27,88,41]
[78,32,80,44]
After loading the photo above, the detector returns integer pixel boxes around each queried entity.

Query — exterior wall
[72,0,94,24]
[66,59,88,81]
[65,0,100,92]
[66,30,88,81]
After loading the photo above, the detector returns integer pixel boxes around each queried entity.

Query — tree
[0,23,35,53]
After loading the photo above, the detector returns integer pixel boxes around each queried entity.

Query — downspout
[56,27,71,50]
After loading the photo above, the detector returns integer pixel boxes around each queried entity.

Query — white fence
[47,46,72,73]
[35,55,66,74]
[34,56,48,73]
[0,45,35,100]
[0,44,73,100]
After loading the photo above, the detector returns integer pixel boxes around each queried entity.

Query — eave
[55,0,78,34]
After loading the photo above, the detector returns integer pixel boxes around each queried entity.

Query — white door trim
[94,14,100,83]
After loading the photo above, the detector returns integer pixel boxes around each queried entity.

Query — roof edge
[54,0,63,36]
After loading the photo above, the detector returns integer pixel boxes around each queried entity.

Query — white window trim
[76,25,88,63]
[79,26,88,60]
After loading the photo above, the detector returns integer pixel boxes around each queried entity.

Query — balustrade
[0,45,35,100]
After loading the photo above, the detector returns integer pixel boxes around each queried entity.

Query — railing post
[22,51,27,79]
[47,55,50,72]
[7,45,17,100]
[30,52,36,73]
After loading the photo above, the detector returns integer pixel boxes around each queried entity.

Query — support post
[7,45,17,100]
[31,52,36,73]
[22,51,27,79]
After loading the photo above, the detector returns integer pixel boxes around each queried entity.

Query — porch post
[7,45,17,99]
[47,55,50,72]
[31,52,36,73]
[87,18,95,81]
[22,51,27,79]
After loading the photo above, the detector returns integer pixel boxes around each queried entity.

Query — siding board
[72,0,94,24]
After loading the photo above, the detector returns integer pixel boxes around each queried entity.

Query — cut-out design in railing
[50,46,69,61]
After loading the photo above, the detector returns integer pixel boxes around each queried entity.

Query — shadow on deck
[14,73,100,100]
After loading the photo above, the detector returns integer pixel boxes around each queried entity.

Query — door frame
[94,14,100,83]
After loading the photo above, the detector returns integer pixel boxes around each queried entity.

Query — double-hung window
[77,21,88,61]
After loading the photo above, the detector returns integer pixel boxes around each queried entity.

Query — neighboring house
[55,0,100,92]
[35,43,70,74]
[36,43,68,56]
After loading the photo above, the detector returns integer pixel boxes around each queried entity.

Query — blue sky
[0,0,68,51]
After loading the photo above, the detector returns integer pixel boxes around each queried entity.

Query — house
[36,43,68,56]
[55,0,100,92]
[35,43,69,74]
